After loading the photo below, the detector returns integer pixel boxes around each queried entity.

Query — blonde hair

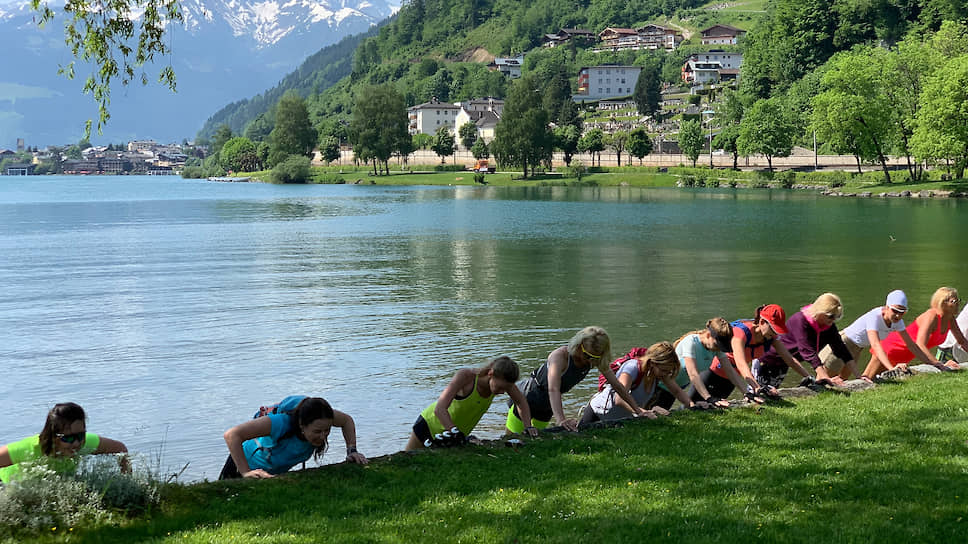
[640,341,680,378]
[811,293,843,321]
[930,287,958,310]
[567,326,611,366]
[673,317,731,349]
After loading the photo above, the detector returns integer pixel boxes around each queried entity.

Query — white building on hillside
[573,65,643,102]
[408,97,461,135]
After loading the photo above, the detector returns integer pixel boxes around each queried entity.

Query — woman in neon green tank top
[0,402,129,484]
[405,356,540,450]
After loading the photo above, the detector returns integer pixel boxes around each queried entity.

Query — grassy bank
[14,373,968,543]
[240,164,968,195]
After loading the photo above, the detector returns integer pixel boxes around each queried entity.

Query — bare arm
[507,385,540,438]
[601,363,647,416]
[772,338,812,378]
[609,370,643,414]
[0,445,11,469]
[433,368,476,432]
[661,375,694,408]
[545,347,577,431]
[333,410,367,465]
[730,336,757,388]
[915,312,944,367]
[93,437,128,455]
[223,417,274,478]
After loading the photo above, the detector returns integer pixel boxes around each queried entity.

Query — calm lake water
[1,176,966,481]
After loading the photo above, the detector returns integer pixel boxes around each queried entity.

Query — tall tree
[578,128,605,167]
[553,124,580,167]
[678,120,704,168]
[458,122,479,150]
[633,63,661,117]
[349,84,409,175]
[912,55,968,178]
[607,131,628,167]
[269,92,318,166]
[220,137,261,172]
[628,128,653,165]
[738,98,795,172]
[431,126,456,164]
[471,138,490,160]
[491,74,553,178]
[810,49,894,182]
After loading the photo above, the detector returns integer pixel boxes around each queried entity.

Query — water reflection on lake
[1,176,966,481]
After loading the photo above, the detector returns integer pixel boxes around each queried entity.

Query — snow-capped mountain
[0,0,398,147]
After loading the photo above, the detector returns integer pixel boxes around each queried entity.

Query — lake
[1,175,965,481]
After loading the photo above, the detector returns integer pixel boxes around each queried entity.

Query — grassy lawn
[15,373,968,543]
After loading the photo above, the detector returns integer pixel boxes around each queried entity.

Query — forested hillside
[198,0,714,139]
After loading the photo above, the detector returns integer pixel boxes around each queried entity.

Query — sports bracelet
[346,446,358,455]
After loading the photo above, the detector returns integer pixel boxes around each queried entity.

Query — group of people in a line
[3,287,967,483]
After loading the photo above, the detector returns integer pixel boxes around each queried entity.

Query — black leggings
[697,369,739,399]
[218,455,242,480]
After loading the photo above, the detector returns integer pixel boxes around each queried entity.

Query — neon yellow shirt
[0,433,100,483]
[420,375,495,435]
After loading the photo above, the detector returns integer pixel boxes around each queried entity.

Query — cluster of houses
[408,97,505,144]
[411,23,746,143]
[1,140,191,175]
[543,24,745,52]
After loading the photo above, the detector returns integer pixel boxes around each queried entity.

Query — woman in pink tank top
[863,287,968,379]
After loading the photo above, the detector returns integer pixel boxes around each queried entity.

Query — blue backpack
[252,395,305,439]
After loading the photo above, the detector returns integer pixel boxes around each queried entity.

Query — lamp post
[702,109,715,168]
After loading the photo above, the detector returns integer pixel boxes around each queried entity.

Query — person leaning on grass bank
[863,287,968,380]
[664,317,738,409]
[579,341,694,426]
[507,326,652,433]
[819,290,924,382]
[0,402,129,484]
[220,395,367,480]
[701,304,795,403]
[753,293,849,388]
[405,356,539,451]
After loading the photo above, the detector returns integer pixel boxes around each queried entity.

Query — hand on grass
[243,469,274,479]
[347,452,369,465]
[557,418,579,432]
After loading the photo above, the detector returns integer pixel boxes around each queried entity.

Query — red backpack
[597,347,648,392]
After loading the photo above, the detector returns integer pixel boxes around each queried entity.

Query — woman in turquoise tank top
[405,356,539,451]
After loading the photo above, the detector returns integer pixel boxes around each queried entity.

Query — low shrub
[433,164,465,172]
[313,173,345,184]
[270,155,312,183]
[473,173,486,184]
[0,455,161,537]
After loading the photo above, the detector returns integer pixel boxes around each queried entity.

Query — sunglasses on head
[56,432,85,444]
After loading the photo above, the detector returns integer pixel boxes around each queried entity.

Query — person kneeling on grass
[700,304,795,403]
[862,286,968,380]
[579,341,693,425]
[820,290,925,383]
[406,356,538,451]
[753,293,848,388]
[507,326,652,433]
[220,395,367,479]
[661,317,738,409]
[0,402,129,484]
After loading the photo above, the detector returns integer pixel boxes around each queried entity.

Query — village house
[700,24,746,45]
[487,56,524,79]
[454,98,504,144]
[541,28,596,48]
[574,65,643,102]
[408,97,462,135]
[127,140,158,152]
[4,163,34,175]
[634,24,684,50]
[681,51,743,84]
[597,28,640,49]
